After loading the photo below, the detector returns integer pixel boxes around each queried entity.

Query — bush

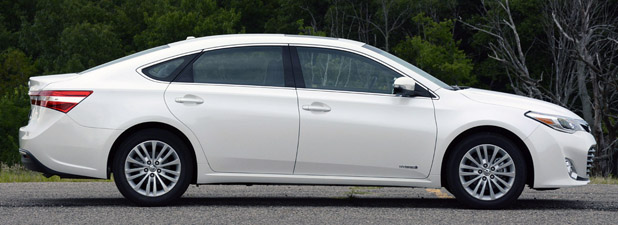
[0,85,30,164]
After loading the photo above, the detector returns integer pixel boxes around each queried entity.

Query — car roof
[167,34,366,51]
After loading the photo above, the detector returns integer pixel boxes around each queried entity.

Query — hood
[459,88,581,119]
[29,73,80,92]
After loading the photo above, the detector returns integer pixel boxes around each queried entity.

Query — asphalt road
[0,182,616,224]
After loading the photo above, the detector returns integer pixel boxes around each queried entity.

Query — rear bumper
[19,110,121,179]
[19,149,94,179]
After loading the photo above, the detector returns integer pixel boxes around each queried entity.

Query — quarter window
[142,54,196,81]
[176,46,285,87]
[296,47,401,94]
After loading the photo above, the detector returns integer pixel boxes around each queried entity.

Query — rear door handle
[302,105,331,112]
[175,95,204,104]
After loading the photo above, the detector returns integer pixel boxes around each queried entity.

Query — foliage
[0,86,30,165]
[0,48,37,164]
[0,48,37,93]
[0,163,111,182]
[18,0,117,73]
[393,14,474,86]
[297,19,326,36]
[590,176,618,185]
[59,22,124,72]
[0,0,615,175]
[134,0,241,49]
[0,16,14,53]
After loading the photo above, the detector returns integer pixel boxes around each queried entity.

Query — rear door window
[175,46,285,87]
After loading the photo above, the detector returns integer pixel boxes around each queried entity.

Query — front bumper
[525,124,596,188]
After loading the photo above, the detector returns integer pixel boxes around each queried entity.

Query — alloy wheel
[124,140,181,197]
[458,144,516,201]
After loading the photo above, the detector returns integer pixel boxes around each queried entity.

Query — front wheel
[446,133,527,209]
[113,129,194,206]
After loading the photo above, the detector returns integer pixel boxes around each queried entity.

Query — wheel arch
[107,122,198,184]
[440,125,534,190]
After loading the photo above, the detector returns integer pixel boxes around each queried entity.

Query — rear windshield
[79,45,170,74]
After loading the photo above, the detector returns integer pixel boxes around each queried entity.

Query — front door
[292,47,437,178]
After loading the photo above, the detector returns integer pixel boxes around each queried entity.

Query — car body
[19,34,596,208]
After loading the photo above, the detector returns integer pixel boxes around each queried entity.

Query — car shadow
[21,197,606,210]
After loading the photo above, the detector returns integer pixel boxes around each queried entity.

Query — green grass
[590,176,618,185]
[341,186,384,198]
[0,163,111,183]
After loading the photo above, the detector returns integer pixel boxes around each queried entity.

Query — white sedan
[19,34,596,208]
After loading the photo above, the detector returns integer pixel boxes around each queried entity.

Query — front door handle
[175,95,204,104]
[302,104,331,112]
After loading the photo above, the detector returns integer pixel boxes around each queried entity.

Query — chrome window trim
[297,87,435,99]
[165,81,297,91]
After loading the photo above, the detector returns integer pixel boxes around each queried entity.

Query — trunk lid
[29,73,80,92]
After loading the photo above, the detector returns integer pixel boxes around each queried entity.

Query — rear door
[164,46,300,174]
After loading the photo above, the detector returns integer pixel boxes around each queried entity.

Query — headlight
[525,111,585,133]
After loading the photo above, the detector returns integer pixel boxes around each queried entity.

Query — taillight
[29,90,93,113]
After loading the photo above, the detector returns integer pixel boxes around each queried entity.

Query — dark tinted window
[177,46,285,87]
[296,47,401,94]
[142,54,196,81]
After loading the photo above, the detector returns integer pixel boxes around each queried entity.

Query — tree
[349,0,412,51]
[133,0,241,49]
[0,48,37,92]
[220,0,278,33]
[462,0,618,175]
[0,85,29,165]
[394,14,474,85]
[0,15,14,53]
[18,0,118,73]
[459,0,547,99]
[58,22,124,72]
[550,0,618,175]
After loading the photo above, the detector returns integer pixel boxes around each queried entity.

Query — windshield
[362,44,453,90]
[79,45,170,74]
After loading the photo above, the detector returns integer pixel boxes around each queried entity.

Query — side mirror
[393,77,416,97]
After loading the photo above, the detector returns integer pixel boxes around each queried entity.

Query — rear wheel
[113,128,193,206]
[446,133,526,209]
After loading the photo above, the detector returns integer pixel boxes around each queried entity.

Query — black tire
[113,128,194,206]
[446,133,526,209]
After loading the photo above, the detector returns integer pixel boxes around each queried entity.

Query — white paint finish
[294,89,436,178]
[428,88,542,177]
[460,88,581,119]
[18,34,596,193]
[28,70,212,173]
[19,112,120,178]
[28,73,80,91]
[524,125,595,188]
[165,83,300,174]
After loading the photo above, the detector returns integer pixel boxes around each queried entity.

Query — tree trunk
[575,60,593,123]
